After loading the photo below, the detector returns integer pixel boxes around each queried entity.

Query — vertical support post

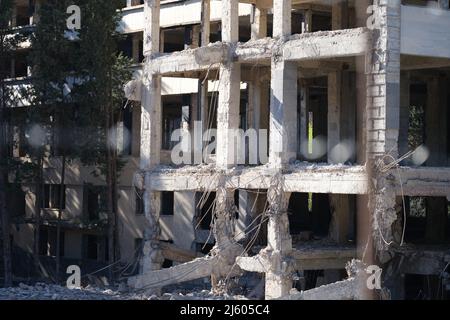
[302,9,312,33]
[426,76,447,166]
[132,33,140,63]
[329,194,350,244]
[251,5,267,40]
[332,0,348,30]
[399,72,410,160]
[201,0,211,46]
[273,0,292,38]
[328,71,342,163]
[221,0,239,43]
[140,0,164,277]
[217,0,240,169]
[265,185,293,299]
[196,0,211,163]
[269,60,298,168]
[365,0,401,264]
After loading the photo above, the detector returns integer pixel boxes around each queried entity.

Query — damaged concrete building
[125,0,450,300]
[3,0,450,300]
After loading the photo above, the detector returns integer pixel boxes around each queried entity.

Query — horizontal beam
[283,28,370,61]
[149,44,226,75]
[148,28,371,76]
[146,165,450,197]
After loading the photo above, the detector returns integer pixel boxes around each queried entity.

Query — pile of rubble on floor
[0,283,246,300]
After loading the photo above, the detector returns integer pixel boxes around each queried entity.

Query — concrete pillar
[140,0,163,278]
[251,5,267,40]
[269,60,298,168]
[216,62,241,169]
[247,69,264,164]
[260,80,270,130]
[222,0,239,42]
[192,25,201,48]
[132,103,141,157]
[173,192,196,251]
[328,70,355,164]
[265,190,293,299]
[355,0,370,164]
[299,85,309,158]
[328,71,342,164]
[332,0,348,30]
[31,0,42,25]
[426,76,447,166]
[302,9,312,33]
[141,0,161,169]
[201,0,211,45]
[425,197,447,244]
[11,5,17,27]
[195,0,211,164]
[159,29,165,52]
[273,0,291,38]
[132,33,140,63]
[365,0,401,264]
[217,0,240,169]
[328,194,350,244]
[399,72,410,160]
[366,1,401,160]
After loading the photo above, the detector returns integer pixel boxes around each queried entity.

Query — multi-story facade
[4,0,450,300]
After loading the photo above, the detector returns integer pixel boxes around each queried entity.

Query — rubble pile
[0,283,246,300]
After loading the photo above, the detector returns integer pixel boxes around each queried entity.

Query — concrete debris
[0,283,245,300]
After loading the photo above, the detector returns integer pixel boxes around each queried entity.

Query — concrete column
[31,0,42,25]
[299,85,309,158]
[332,0,348,30]
[196,0,211,164]
[132,33,140,63]
[328,194,350,244]
[273,0,292,38]
[328,71,342,164]
[222,0,239,42]
[217,2,240,169]
[260,80,270,130]
[159,29,165,52]
[265,190,293,299]
[251,5,267,40]
[201,0,211,45]
[235,190,261,243]
[173,192,196,251]
[11,5,17,27]
[399,72,410,160]
[425,197,447,244]
[365,0,401,261]
[247,69,264,164]
[216,62,241,169]
[302,9,312,33]
[366,0,401,160]
[355,0,371,162]
[426,76,447,166]
[192,25,201,48]
[140,0,163,279]
[269,60,298,168]
[141,0,161,169]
